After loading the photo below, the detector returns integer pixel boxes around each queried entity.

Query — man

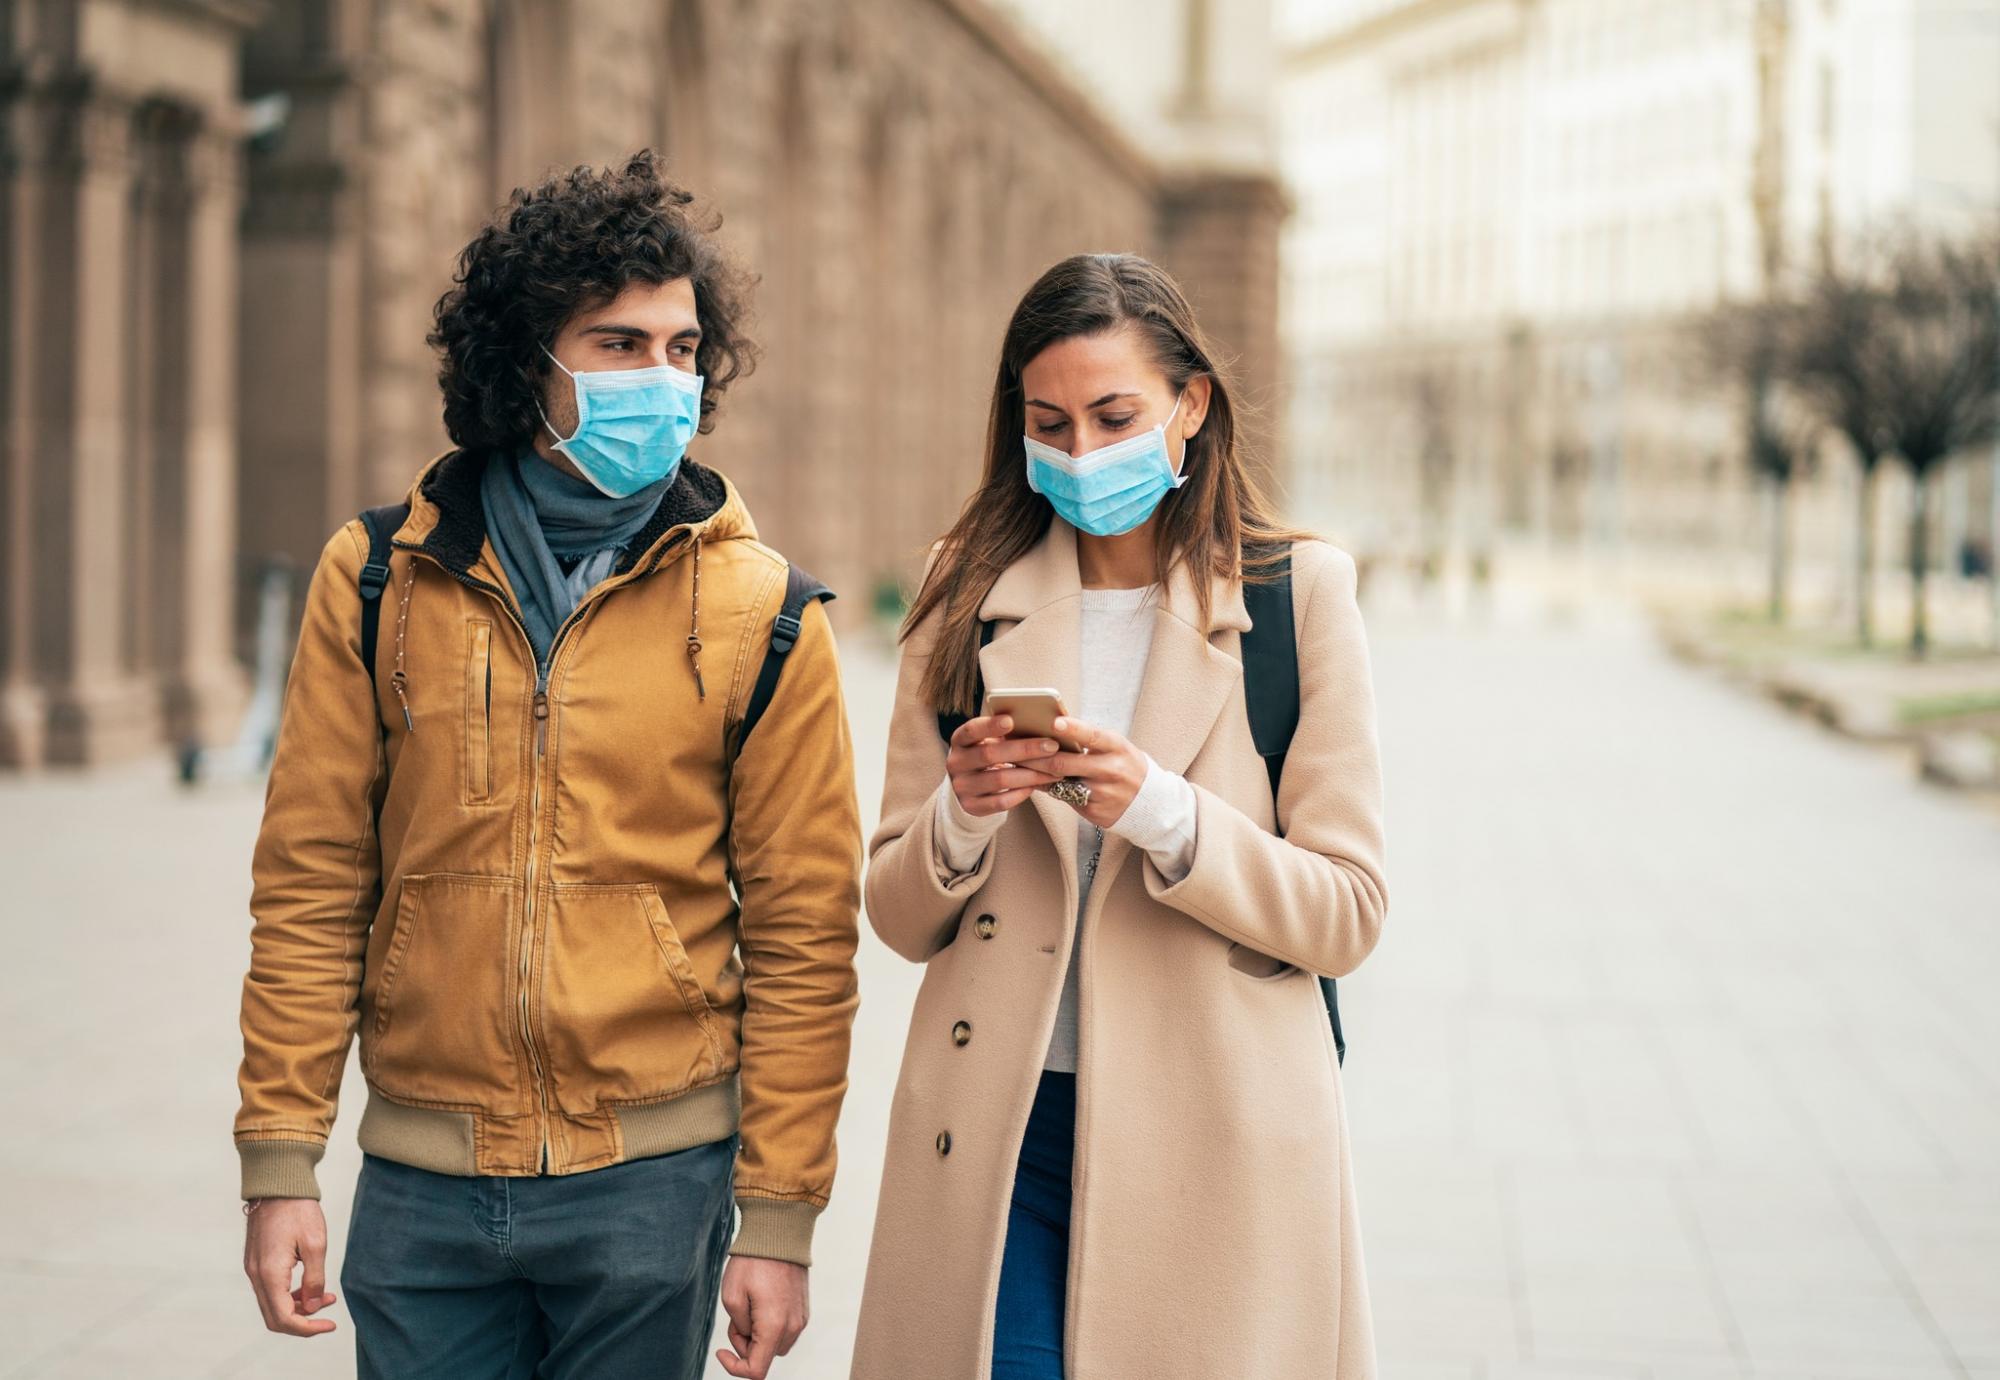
[233,151,861,1380]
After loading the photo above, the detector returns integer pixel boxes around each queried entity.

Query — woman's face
[1019,324,1210,468]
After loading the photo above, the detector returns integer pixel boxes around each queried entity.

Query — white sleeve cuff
[932,775,1005,878]
[1106,754,1198,883]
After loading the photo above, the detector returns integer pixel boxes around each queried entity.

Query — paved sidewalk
[1351,592,2000,1380]
[2,596,1996,1378]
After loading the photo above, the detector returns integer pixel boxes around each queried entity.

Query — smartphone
[982,688,1087,753]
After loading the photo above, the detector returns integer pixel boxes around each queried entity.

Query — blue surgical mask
[1024,393,1187,537]
[536,345,703,498]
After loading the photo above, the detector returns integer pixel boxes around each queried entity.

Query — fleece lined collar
[396,447,740,578]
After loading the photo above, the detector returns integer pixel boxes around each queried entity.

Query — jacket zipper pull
[533,690,549,756]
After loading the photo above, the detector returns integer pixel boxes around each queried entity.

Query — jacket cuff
[730,1196,821,1267]
[238,1138,326,1200]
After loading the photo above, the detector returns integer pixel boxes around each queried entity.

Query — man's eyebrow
[1025,391,1141,411]
[578,323,702,342]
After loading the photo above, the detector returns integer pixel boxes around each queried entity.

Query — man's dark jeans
[340,1136,736,1380]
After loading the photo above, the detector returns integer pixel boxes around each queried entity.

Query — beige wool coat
[851,520,1388,1380]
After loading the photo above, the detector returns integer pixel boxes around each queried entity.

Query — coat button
[936,1130,952,1156]
[951,1020,972,1046]
[974,913,997,939]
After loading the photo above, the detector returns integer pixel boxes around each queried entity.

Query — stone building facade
[2,0,261,769]
[1277,0,2000,588]
[1,0,1285,767]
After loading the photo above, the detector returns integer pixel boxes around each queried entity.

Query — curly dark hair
[428,150,758,453]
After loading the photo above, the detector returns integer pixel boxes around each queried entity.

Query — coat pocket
[1225,939,1299,982]
[362,873,523,1109]
[538,882,726,1113]
[464,620,493,803]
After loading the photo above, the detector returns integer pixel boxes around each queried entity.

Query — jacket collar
[393,448,744,579]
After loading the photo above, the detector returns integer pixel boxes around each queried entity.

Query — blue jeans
[339,1137,735,1380]
[992,1070,1076,1380]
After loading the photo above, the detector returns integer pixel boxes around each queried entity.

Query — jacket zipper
[392,531,690,1176]
[522,689,550,1170]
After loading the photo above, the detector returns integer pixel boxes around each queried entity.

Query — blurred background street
[5,581,1999,1378]
[5,0,2000,1375]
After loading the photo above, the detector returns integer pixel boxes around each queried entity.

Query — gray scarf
[479,449,672,677]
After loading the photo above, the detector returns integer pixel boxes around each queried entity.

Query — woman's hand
[947,714,1063,818]
[1043,717,1149,829]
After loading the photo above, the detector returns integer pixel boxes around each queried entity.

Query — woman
[851,253,1386,1380]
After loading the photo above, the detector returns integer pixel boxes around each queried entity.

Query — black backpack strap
[1238,546,1300,795]
[1239,543,1345,1065]
[735,562,836,754]
[935,619,999,745]
[357,503,410,695]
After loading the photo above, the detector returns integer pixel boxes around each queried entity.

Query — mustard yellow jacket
[233,452,861,1266]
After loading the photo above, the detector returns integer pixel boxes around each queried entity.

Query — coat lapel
[979,522,1086,894]
[978,521,1253,897]
[1089,553,1251,891]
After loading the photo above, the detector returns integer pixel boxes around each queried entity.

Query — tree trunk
[1855,460,1876,647]
[1765,471,1790,623]
[1909,465,1931,658]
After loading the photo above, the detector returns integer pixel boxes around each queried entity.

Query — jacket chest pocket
[464,620,493,803]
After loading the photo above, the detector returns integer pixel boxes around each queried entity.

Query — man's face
[534,277,702,479]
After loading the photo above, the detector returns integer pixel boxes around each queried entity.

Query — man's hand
[716,1255,810,1379]
[243,1198,339,1336]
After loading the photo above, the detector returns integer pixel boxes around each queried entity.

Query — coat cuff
[238,1138,326,1200]
[730,1196,821,1267]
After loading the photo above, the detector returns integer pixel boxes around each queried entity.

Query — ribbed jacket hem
[352,1080,742,1177]
[238,1137,326,1200]
[731,1196,822,1267]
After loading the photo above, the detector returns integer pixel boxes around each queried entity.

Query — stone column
[238,48,368,590]
[1,76,163,765]
[1157,170,1290,500]
[162,121,250,746]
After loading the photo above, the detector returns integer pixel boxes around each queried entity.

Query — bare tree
[1786,231,2000,656]
[1409,365,1456,580]
[1701,298,1820,623]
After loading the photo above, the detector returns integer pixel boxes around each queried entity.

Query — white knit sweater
[930,584,1198,1072]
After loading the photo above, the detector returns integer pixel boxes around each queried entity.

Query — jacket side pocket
[464,620,493,803]
[540,883,726,1113]
[361,872,522,1110]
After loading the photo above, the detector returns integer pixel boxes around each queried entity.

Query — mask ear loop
[1163,389,1193,487]
[536,344,577,446]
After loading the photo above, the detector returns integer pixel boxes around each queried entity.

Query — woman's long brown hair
[904,252,1314,716]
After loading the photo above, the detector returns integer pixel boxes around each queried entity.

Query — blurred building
[1,0,1283,768]
[1277,0,2000,580]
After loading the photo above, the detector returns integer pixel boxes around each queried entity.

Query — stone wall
[2,0,1285,766]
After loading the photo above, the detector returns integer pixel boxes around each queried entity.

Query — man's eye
[603,339,631,350]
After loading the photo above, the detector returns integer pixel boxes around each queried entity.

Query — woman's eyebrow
[1025,391,1142,411]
